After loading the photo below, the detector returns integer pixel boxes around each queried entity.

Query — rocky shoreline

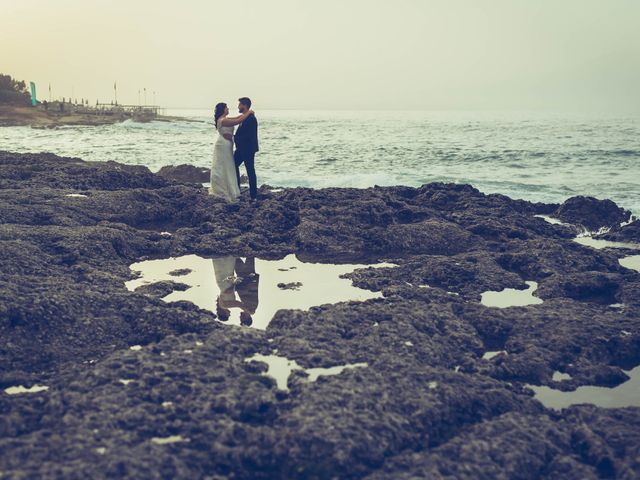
[0,105,190,128]
[1,151,639,479]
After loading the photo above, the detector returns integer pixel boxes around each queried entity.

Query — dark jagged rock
[1,151,639,479]
[135,280,191,298]
[156,164,248,186]
[554,195,632,231]
[157,164,210,184]
[601,219,640,243]
[277,281,302,290]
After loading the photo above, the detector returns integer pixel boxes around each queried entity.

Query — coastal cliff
[1,151,639,479]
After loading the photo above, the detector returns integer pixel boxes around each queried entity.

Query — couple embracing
[210,97,259,202]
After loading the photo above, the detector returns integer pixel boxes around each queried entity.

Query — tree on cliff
[0,74,32,106]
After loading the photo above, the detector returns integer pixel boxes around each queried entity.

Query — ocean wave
[2,110,639,216]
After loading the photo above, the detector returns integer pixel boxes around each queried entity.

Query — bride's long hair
[214,103,227,129]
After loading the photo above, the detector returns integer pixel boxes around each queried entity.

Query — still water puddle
[4,385,49,395]
[482,350,507,360]
[245,353,367,391]
[125,254,393,330]
[151,435,189,445]
[573,236,640,250]
[619,255,640,272]
[534,214,570,226]
[480,281,543,308]
[552,371,572,382]
[528,366,640,410]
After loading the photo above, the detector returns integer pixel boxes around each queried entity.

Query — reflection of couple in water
[212,257,259,326]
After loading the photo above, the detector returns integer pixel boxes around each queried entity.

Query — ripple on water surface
[125,253,394,330]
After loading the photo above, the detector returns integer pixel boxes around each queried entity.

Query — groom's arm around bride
[234,97,259,200]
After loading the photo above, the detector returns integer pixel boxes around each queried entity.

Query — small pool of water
[4,385,49,395]
[151,435,189,445]
[482,350,507,360]
[619,255,640,272]
[573,236,640,250]
[480,281,543,308]
[534,214,570,226]
[245,353,367,391]
[528,365,640,410]
[126,254,393,330]
[552,371,572,382]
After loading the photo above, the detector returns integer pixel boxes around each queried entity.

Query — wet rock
[168,268,192,277]
[555,196,632,232]
[157,164,210,184]
[364,408,640,479]
[1,151,639,478]
[601,219,640,243]
[135,280,190,298]
[383,220,476,255]
[537,271,621,305]
[0,151,169,191]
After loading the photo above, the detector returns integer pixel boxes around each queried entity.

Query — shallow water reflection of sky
[529,366,640,410]
[480,281,543,308]
[125,254,393,330]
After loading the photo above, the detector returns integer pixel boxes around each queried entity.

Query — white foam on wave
[3,111,640,216]
[261,171,406,189]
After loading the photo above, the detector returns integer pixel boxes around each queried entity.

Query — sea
[1,109,639,216]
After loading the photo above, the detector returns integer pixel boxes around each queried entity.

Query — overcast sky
[2,0,639,111]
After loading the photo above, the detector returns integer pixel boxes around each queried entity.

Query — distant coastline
[0,104,189,128]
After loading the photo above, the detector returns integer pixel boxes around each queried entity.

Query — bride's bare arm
[221,110,254,127]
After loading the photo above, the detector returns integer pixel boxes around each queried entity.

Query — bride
[210,102,254,201]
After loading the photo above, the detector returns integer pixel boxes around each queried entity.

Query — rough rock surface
[1,150,639,479]
[157,164,248,186]
[554,195,632,232]
[602,219,640,243]
[157,164,211,184]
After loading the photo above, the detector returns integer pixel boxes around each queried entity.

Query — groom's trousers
[234,150,257,200]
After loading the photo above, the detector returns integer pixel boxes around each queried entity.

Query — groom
[234,97,259,200]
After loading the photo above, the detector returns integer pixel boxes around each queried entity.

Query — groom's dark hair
[238,97,252,108]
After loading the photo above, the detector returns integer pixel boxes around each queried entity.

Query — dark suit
[234,257,259,315]
[234,114,259,199]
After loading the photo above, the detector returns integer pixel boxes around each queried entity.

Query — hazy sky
[2,0,639,111]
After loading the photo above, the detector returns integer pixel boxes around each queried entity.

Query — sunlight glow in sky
[2,0,639,111]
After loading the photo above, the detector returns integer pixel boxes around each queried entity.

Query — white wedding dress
[209,119,241,202]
